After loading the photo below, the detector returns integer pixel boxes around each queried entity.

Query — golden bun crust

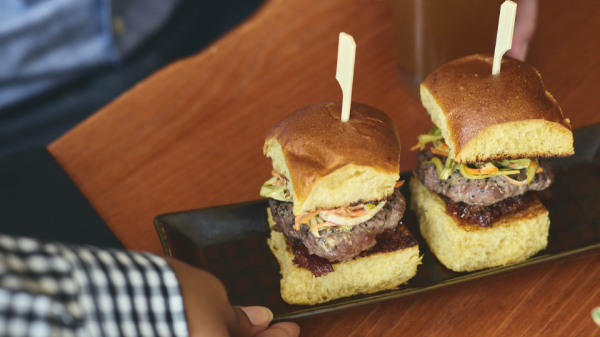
[264,101,401,215]
[266,209,421,305]
[421,54,573,164]
[410,177,549,272]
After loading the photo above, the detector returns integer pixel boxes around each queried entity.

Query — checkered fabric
[0,235,188,337]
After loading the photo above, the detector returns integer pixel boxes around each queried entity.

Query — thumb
[231,306,273,337]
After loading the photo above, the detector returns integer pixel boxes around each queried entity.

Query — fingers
[255,322,301,337]
[507,0,537,61]
[239,306,273,326]
[167,258,299,337]
[230,306,272,337]
[231,306,299,337]
[167,258,237,336]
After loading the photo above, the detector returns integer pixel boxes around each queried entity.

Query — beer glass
[392,0,505,96]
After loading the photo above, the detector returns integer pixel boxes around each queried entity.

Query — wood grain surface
[49,0,600,335]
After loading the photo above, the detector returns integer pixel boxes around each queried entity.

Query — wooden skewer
[492,0,517,75]
[336,32,356,122]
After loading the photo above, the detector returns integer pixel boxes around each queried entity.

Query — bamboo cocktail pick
[336,32,356,122]
[492,0,517,75]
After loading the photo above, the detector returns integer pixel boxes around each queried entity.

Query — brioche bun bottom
[410,177,549,272]
[267,209,421,305]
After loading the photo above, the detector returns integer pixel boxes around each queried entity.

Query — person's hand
[167,258,300,337]
[506,0,537,61]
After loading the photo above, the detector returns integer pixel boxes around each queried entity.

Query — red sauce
[359,225,417,257]
[286,238,334,277]
[445,193,535,227]
[285,224,417,277]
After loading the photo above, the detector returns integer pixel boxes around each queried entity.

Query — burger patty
[269,188,406,262]
[415,150,554,206]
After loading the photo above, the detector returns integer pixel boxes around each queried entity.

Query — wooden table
[49,0,600,335]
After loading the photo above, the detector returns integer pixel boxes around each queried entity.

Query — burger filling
[412,126,555,226]
[268,188,406,262]
[261,170,408,263]
[444,192,537,227]
[285,224,417,277]
[261,171,403,233]
[260,171,292,202]
[411,126,547,184]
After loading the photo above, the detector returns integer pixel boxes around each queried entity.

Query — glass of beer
[391,0,505,96]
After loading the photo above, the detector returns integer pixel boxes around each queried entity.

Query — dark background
[0,0,263,159]
[0,0,263,246]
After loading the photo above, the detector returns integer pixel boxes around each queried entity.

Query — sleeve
[0,0,181,109]
[0,235,188,337]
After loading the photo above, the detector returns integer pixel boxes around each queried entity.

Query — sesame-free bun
[421,54,574,164]
[410,177,549,272]
[266,209,421,305]
[264,101,401,216]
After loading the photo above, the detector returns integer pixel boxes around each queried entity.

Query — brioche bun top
[263,101,400,215]
[421,54,573,164]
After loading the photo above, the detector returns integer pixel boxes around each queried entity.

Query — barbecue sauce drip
[285,225,417,277]
[445,192,535,227]
[286,238,334,277]
[360,225,417,257]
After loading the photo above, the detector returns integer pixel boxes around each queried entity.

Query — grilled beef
[415,150,554,206]
[269,188,406,261]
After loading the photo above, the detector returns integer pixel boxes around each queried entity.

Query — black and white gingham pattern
[0,235,188,337]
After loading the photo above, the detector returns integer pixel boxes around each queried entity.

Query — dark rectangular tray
[154,123,600,322]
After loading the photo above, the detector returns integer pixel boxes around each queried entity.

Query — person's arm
[0,0,181,109]
[168,259,299,337]
[0,234,299,337]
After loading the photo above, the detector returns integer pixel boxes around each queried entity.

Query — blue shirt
[0,0,181,110]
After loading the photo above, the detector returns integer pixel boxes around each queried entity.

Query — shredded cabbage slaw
[412,126,543,185]
[261,171,402,233]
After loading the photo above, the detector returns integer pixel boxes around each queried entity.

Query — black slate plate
[154,124,600,322]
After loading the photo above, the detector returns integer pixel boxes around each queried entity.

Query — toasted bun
[410,177,549,272]
[421,54,573,164]
[266,209,421,305]
[264,101,401,216]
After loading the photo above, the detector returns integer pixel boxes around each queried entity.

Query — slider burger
[261,101,421,305]
[410,54,574,272]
